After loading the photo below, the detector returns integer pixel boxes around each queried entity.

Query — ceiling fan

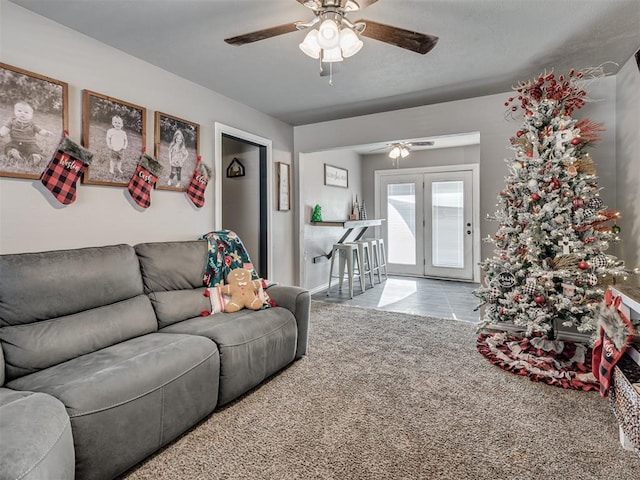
[370,140,435,166]
[224,0,438,76]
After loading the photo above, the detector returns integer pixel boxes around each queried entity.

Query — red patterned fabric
[40,136,92,205]
[128,164,158,209]
[592,289,635,397]
[477,332,599,391]
[186,168,208,208]
[127,153,162,209]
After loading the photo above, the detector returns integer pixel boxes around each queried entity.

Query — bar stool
[327,243,364,298]
[360,239,381,283]
[353,240,376,288]
[373,238,388,281]
[348,241,375,290]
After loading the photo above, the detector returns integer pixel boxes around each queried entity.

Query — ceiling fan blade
[410,141,435,147]
[224,23,300,46]
[357,19,438,54]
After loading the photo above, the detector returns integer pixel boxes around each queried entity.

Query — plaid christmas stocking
[40,136,93,205]
[592,289,635,396]
[186,160,211,208]
[127,153,164,209]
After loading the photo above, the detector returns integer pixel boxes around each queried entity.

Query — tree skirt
[477,332,599,391]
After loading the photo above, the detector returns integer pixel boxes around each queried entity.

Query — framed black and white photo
[82,90,146,187]
[0,63,68,180]
[154,112,199,191]
[324,163,348,188]
[277,162,290,211]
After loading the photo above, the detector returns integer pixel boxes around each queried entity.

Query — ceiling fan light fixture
[322,46,343,63]
[317,18,340,49]
[299,29,321,58]
[339,27,363,58]
[400,146,410,158]
[389,145,401,160]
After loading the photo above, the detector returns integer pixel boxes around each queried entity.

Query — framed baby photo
[82,90,146,187]
[154,112,200,191]
[0,63,68,180]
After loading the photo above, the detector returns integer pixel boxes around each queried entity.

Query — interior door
[379,169,474,281]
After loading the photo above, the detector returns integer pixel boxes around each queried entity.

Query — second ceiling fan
[224,0,438,76]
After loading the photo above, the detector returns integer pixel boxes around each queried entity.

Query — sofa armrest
[0,388,75,480]
[267,285,310,359]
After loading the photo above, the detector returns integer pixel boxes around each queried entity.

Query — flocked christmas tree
[474,66,629,340]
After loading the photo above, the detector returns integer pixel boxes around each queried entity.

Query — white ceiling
[10,0,640,127]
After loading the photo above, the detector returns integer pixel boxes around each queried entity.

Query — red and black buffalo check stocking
[40,135,93,205]
[127,153,164,209]
[592,288,635,396]
[186,159,211,208]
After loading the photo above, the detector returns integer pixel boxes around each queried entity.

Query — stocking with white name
[186,159,211,208]
[127,153,164,209]
[40,135,93,205]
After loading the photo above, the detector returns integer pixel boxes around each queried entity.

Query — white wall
[616,53,640,284]
[300,149,362,291]
[295,79,618,290]
[0,1,295,283]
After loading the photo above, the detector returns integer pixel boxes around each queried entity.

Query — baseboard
[309,284,327,295]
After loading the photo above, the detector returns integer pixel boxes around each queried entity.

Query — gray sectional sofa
[0,240,310,480]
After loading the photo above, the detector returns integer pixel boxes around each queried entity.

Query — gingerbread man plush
[221,268,263,313]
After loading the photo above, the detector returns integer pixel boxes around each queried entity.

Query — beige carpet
[121,301,638,479]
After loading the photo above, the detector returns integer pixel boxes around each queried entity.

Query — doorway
[215,123,272,279]
[375,165,480,282]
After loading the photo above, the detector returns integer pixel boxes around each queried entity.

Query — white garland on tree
[474,66,630,338]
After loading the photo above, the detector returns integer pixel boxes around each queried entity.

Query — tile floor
[312,275,480,323]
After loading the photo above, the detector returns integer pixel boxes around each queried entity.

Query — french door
[378,168,476,281]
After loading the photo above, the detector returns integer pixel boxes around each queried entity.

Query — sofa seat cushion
[0,388,74,480]
[6,333,220,480]
[160,306,297,406]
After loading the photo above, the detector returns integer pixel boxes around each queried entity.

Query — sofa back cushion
[135,241,210,328]
[0,245,157,381]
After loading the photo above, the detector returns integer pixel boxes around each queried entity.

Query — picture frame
[226,157,245,178]
[324,163,348,188]
[82,90,146,187]
[154,111,200,191]
[277,162,290,211]
[0,63,68,180]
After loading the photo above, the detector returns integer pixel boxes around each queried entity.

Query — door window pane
[387,183,416,265]
[432,181,464,268]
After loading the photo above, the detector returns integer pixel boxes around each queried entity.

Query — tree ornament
[516,130,524,137]
[583,208,595,218]
[531,192,540,201]
[587,197,603,209]
[527,179,538,190]
[578,261,589,270]
[571,137,581,145]
[497,271,516,288]
[534,295,545,305]
[586,273,598,286]
[311,204,323,222]
[522,281,537,296]
[592,254,608,269]
[611,224,621,234]
[572,197,584,209]
[566,165,578,178]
